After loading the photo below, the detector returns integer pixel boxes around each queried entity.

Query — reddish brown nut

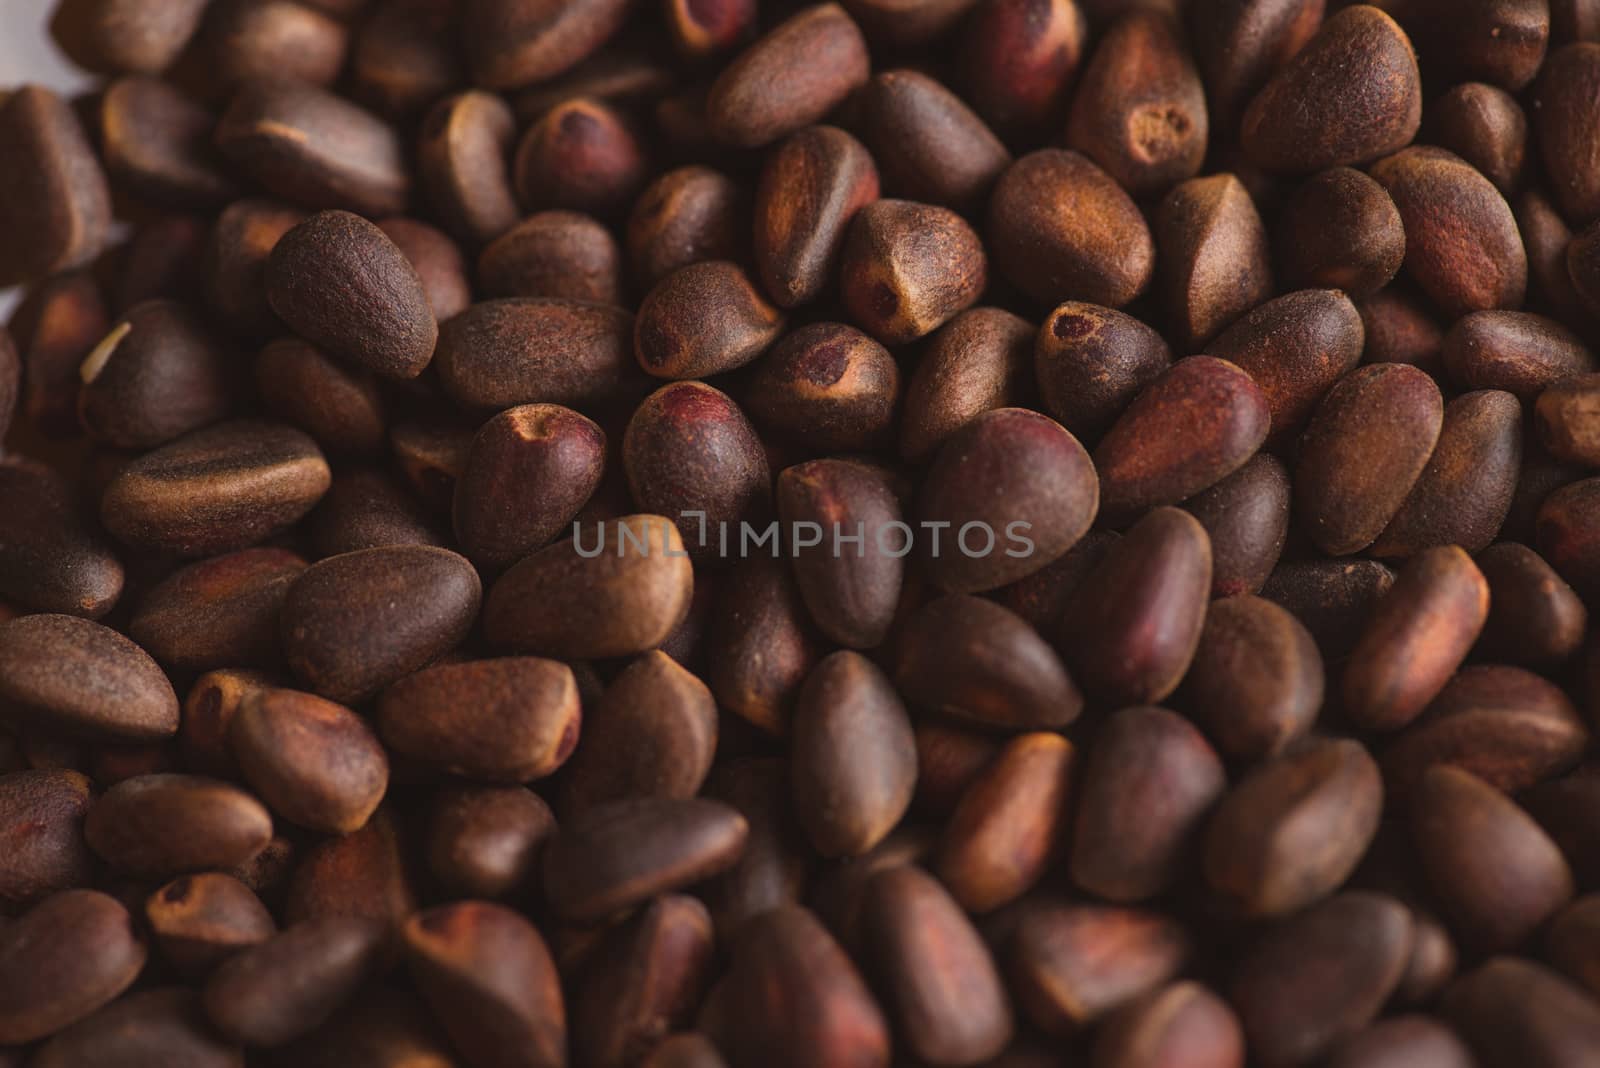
[418,90,521,248]
[1441,310,1596,399]
[1241,5,1422,172]
[747,322,900,453]
[918,407,1098,593]
[1091,982,1244,1068]
[99,77,238,208]
[230,688,387,835]
[1386,0,1549,90]
[1294,363,1444,556]
[706,559,822,734]
[938,731,1075,912]
[85,774,274,879]
[1444,957,1600,1068]
[254,337,385,459]
[1188,0,1324,132]
[479,211,621,304]
[895,594,1083,730]
[1532,42,1600,223]
[434,298,636,412]
[0,87,112,288]
[377,216,471,322]
[0,769,95,912]
[987,149,1154,309]
[201,0,351,90]
[1072,706,1225,902]
[630,165,748,292]
[858,69,1008,210]
[1067,10,1207,197]
[1538,476,1600,597]
[1567,222,1600,323]
[453,404,607,570]
[1517,188,1591,326]
[0,890,147,1045]
[838,0,977,49]
[958,0,1087,135]
[1182,454,1291,598]
[1155,174,1274,350]
[283,804,417,930]
[1369,146,1528,318]
[424,785,554,900]
[1538,374,1600,465]
[839,199,987,346]
[1343,546,1491,732]
[349,0,462,118]
[1357,288,1444,375]
[1059,507,1211,707]
[0,613,178,741]
[1477,542,1588,666]
[129,548,305,672]
[635,261,785,379]
[1275,167,1406,296]
[462,0,630,89]
[1035,302,1171,447]
[892,308,1024,458]
[1093,356,1269,522]
[1182,594,1323,763]
[145,872,275,979]
[1203,738,1384,918]
[1430,82,1528,194]
[705,4,871,148]
[1412,766,1574,952]
[53,0,211,75]
[513,97,649,218]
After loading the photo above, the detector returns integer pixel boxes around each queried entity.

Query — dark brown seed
[1553,0,1600,45]
[145,872,273,979]
[274,987,456,1068]
[1538,476,1600,596]
[664,0,756,57]
[919,407,1097,592]
[266,210,437,380]
[403,902,567,1068]
[180,669,273,779]
[0,769,94,912]
[1476,542,1588,666]
[1203,737,1384,918]
[1393,922,1461,1009]
[1182,454,1291,598]
[309,467,445,556]
[1444,311,1597,399]
[958,0,1088,135]
[1356,288,1444,376]
[1547,895,1600,997]
[255,337,386,457]
[1413,766,1574,951]
[77,299,232,449]
[204,915,386,1047]
[1381,664,1587,803]
[563,651,717,813]
[513,97,648,218]
[1388,0,1549,89]
[1229,892,1415,1066]
[839,199,987,346]
[54,0,210,74]
[635,262,785,379]
[1369,389,1522,557]
[392,418,476,515]
[1094,356,1269,521]
[453,404,606,569]
[790,652,914,857]
[705,559,821,734]
[377,657,580,784]
[1369,146,1528,317]
[1276,167,1406,296]
[718,909,890,1067]
[101,420,331,556]
[705,4,871,148]
[99,77,237,207]
[230,688,387,835]
[202,0,350,89]
[0,889,145,1044]
[896,594,1081,728]
[858,69,1010,209]
[487,515,695,661]
[752,125,878,308]
[434,298,636,412]
[1155,174,1274,351]
[377,216,471,322]
[1532,42,1600,223]
[1241,6,1422,172]
[630,166,748,292]
[1294,363,1444,556]
[12,266,108,433]
[1072,706,1225,902]
[544,798,748,922]
[30,987,241,1068]
[215,80,408,219]
[1537,373,1600,465]
[1034,302,1171,446]
[480,211,622,304]
[463,0,629,89]
[280,545,481,704]
[700,757,811,932]
[1092,981,1244,1068]
[862,865,1014,1065]
[418,90,521,248]
[85,773,272,878]
[1344,546,1491,732]
[1067,10,1207,197]
[1506,774,1600,890]
[0,87,112,287]
[839,0,976,48]
[0,462,124,618]
[1188,0,1324,133]
[1182,594,1323,762]
[1007,900,1191,1036]
[0,614,176,741]
[425,785,555,900]
[349,0,462,118]
[202,198,305,341]
[987,149,1154,309]
[1430,82,1528,194]
[748,322,900,453]
[778,460,904,648]
[283,805,417,931]
[1060,507,1211,707]
[1444,957,1600,1068]
[1517,188,1592,326]
[129,548,305,671]
[937,732,1074,912]
[910,721,999,814]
